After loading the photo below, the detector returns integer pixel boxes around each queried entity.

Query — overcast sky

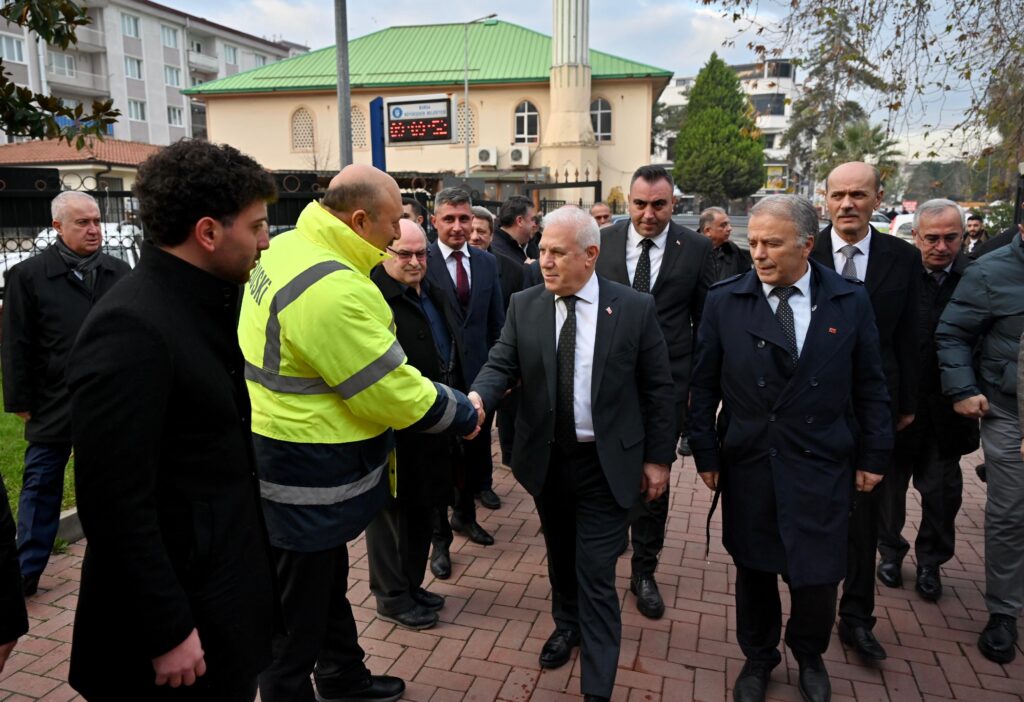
[167,0,979,158]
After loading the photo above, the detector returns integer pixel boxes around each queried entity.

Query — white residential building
[0,0,306,145]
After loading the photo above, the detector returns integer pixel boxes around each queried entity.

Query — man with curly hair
[66,139,278,700]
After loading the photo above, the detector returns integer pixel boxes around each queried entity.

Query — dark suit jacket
[491,227,530,263]
[690,261,893,587]
[426,243,505,386]
[896,255,979,460]
[812,225,920,416]
[492,247,525,311]
[372,269,464,504]
[472,276,676,508]
[66,245,274,697]
[1,246,129,442]
[712,240,753,281]
[595,219,715,422]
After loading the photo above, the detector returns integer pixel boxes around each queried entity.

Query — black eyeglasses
[387,247,427,261]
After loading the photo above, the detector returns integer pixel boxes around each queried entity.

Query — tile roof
[185,20,671,96]
[0,137,160,167]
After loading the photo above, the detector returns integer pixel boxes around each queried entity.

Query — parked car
[870,211,892,234]
[890,214,915,242]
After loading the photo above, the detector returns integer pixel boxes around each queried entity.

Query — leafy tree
[674,53,764,206]
[1,1,120,146]
[700,0,1023,156]
[815,120,900,181]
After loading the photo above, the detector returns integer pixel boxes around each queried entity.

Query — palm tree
[815,120,901,181]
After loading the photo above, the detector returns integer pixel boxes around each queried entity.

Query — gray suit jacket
[471,275,677,508]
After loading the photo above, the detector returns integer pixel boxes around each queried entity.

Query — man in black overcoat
[1,191,129,596]
[66,141,278,701]
[811,161,920,662]
[691,194,892,702]
[364,219,465,630]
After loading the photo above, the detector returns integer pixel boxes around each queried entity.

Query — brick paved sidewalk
[2,448,1021,701]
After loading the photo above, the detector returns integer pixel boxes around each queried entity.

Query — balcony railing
[188,50,219,73]
[46,68,110,97]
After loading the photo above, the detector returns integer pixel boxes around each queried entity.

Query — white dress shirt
[555,271,599,442]
[436,239,472,287]
[626,222,669,289]
[830,229,872,282]
[763,264,813,356]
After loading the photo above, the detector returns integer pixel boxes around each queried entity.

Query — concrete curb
[57,506,83,543]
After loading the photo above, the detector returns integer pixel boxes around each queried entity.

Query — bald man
[239,164,481,702]
[811,161,919,663]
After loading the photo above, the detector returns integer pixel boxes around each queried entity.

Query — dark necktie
[555,295,578,447]
[930,269,947,287]
[452,250,470,307]
[633,238,654,293]
[772,286,799,365]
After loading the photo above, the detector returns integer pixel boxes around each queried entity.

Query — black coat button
[809,377,819,387]
[769,448,778,457]
[757,377,767,388]
[805,416,814,424]
[756,339,766,349]
[768,413,776,422]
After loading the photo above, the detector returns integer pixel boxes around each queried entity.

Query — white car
[890,214,915,242]
[870,211,892,235]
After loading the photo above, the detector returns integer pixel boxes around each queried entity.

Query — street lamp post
[464,13,497,178]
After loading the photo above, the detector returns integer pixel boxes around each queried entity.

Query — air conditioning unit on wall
[509,144,531,167]
[476,146,498,167]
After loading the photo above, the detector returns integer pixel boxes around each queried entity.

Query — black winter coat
[66,245,275,697]
[372,269,465,504]
[1,246,129,442]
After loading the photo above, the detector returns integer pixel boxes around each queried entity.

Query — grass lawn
[0,373,76,518]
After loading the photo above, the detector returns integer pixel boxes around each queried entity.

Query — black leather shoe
[539,628,580,669]
[796,655,831,702]
[678,435,693,456]
[584,696,610,702]
[451,515,495,546]
[377,604,438,631]
[429,545,451,580]
[976,463,987,483]
[838,620,886,661]
[733,659,777,702]
[476,489,501,509]
[915,565,942,601]
[411,587,445,611]
[978,614,1018,664]
[876,558,903,588]
[21,574,39,598]
[631,573,665,619]
[315,674,406,702]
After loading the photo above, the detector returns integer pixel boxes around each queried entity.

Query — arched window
[290,107,314,151]
[514,100,539,144]
[457,101,477,145]
[590,98,612,141]
[351,106,368,149]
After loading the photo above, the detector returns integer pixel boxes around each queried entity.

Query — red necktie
[452,250,470,307]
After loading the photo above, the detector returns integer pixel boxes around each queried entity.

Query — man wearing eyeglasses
[595,165,715,620]
[877,199,977,606]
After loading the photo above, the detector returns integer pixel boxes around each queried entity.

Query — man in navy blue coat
[690,195,892,702]
[425,188,506,572]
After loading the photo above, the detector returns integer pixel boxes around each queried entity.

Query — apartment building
[0,0,306,145]
[657,58,803,198]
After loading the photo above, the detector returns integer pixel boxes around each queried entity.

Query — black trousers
[259,545,368,702]
[735,564,838,665]
[839,488,879,629]
[878,443,963,568]
[463,411,495,493]
[534,441,629,698]
[366,496,437,615]
[496,387,520,464]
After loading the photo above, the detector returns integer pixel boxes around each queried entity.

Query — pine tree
[673,54,764,206]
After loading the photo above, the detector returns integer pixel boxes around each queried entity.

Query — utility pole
[335,0,353,168]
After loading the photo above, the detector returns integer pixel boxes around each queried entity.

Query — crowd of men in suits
[1,149,1023,702]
